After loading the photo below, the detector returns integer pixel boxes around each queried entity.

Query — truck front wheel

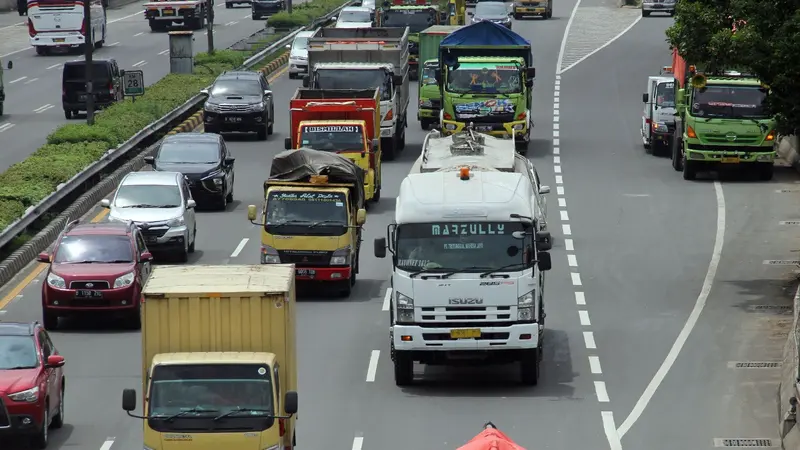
[671,134,683,171]
[758,163,774,181]
[519,349,539,385]
[393,351,413,386]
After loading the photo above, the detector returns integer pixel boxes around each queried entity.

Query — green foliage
[268,0,349,28]
[0,200,27,232]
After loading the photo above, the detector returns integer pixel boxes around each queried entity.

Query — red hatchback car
[0,321,65,449]
[39,220,153,330]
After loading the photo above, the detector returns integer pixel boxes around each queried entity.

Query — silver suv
[101,171,197,262]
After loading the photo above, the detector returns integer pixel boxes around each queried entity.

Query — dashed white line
[554,165,562,173]
[33,104,54,114]
[553,130,560,138]
[225,20,239,26]
[159,49,170,55]
[558,198,567,207]
[553,147,560,155]
[553,138,560,146]
[578,310,591,326]
[554,156,561,164]
[553,114,560,122]
[24,77,38,84]
[352,436,364,450]
[564,238,574,251]
[562,224,571,235]
[134,31,144,37]
[575,291,586,305]
[556,186,565,195]
[382,288,391,311]
[589,355,602,374]
[230,238,249,258]
[46,63,61,70]
[567,254,578,267]
[9,76,26,84]
[366,350,380,382]
[560,210,569,221]
[570,272,582,286]
[553,123,560,130]
[555,175,563,184]
[594,381,610,402]
[100,438,115,450]
[602,412,623,450]
[0,123,15,133]
[132,60,148,67]
[583,331,596,349]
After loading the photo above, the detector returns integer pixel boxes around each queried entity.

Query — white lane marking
[558,198,567,207]
[554,165,562,173]
[0,123,15,133]
[562,224,571,236]
[555,0,581,74]
[159,49,170,55]
[47,64,61,70]
[575,291,585,305]
[0,22,24,31]
[34,104,53,113]
[594,381,609,402]
[553,130,560,138]
[134,31,144,37]
[602,412,623,450]
[132,60,148,67]
[226,20,239,26]
[109,9,146,23]
[578,310,591,325]
[553,123,560,130]
[583,331,596,349]
[24,77,38,84]
[9,76,26,84]
[553,147,560,155]
[560,16,644,75]
[100,438,115,450]
[553,138,560,146]
[554,90,560,97]
[556,186,565,195]
[366,350,380,382]
[553,114,560,122]
[567,254,578,267]
[230,238,249,258]
[589,356,602,374]
[555,175,563,184]
[554,156,561,164]
[570,272,582,286]
[382,288,391,311]
[108,42,120,47]
[617,181,725,438]
[560,210,569,221]
[564,238,573,251]
[352,437,364,450]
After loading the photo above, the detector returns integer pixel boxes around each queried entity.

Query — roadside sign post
[122,70,145,102]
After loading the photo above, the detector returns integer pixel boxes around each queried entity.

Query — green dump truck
[377,0,445,80]
[417,25,463,129]
[437,21,535,153]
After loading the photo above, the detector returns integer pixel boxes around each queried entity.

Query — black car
[62,59,124,119]
[470,2,513,28]
[252,0,284,19]
[144,133,235,209]
[201,71,275,140]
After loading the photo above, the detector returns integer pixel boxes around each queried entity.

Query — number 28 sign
[123,70,145,97]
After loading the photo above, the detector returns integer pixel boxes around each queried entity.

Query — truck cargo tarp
[439,21,532,67]
[269,148,366,208]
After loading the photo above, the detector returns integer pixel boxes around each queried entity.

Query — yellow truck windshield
[300,125,365,152]
[266,191,348,233]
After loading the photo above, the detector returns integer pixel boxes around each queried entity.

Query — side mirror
[392,74,404,85]
[676,88,685,105]
[100,199,111,208]
[642,92,648,103]
[247,204,257,222]
[526,67,536,79]
[224,157,235,165]
[371,138,379,150]
[285,44,291,49]
[37,252,51,263]
[356,208,366,225]
[6,61,12,70]
[302,76,310,88]
[122,388,137,412]
[331,15,337,20]
[535,230,552,251]
[263,89,272,97]
[284,137,292,150]
[374,237,387,258]
[186,199,197,209]
[284,391,299,414]
[140,251,153,262]
[467,11,473,15]
[45,354,65,368]
[525,79,534,88]
[537,252,552,271]
[144,156,155,165]
[200,88,209,95]
[538,185,550,195]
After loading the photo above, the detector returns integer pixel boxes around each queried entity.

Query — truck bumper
[441,119,528,140]
[418,108,439,120]
[392,323,540,351]
[684,148,775,166]
[380,125,395,139]
[294,266,351,281]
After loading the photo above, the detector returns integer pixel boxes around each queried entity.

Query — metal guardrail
[0,2,351,254]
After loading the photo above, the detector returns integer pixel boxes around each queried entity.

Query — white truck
[641,67,677,156]
[303,27,410,160]
[373,132,553,387]
[143,0,212,31]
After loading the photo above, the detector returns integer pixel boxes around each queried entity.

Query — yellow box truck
[121,264,299,450]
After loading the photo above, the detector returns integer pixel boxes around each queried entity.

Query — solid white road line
[583,331,596,349]
[616,181,726,438]
[230,238,249,258]
[100,438,115,450]
[159,49,170,55]
[0,123,15,132]
[588,356,602,374]
[34,104,53,113]
[352,437,364,450]
[382,288,391,311]
[134,31,144,37]
[366,350,379,382]
[594,381,609,402]
[578,310,591,326]
[602,412,623,450]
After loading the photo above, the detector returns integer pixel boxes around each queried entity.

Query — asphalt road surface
[2,0,800,449]
[0,0,276,172]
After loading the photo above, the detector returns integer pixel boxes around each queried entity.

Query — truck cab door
[642,77,656,140]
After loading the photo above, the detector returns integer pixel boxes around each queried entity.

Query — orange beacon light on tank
[459,167,470,180]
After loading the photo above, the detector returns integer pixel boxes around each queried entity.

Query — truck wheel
[0,102,4,116]
[148,19,160,31]
[398,128,406,151]
[519,349,539,385]
[545,9,552,18]
[515,139,529,154]
[393,351,413,386]
[513,13,521,19]
[671,135,683,171]
[339,278,352,297]
[682,159,697,180]
[381,137,396,161]
[758,163,774,181]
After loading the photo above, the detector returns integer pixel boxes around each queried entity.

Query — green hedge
[268,0,349,29]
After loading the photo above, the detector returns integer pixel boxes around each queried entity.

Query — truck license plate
[450,328,480,339]
[296,269,316,277]
[721,157,740,163]
[163,8,175,15]
[76,290,103,298]
[225,116,243,123]
[476,125,493,132]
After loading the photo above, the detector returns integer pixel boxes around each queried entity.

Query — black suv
[252,0,284,19]
[62,59,124,119]
[202,71,275,140]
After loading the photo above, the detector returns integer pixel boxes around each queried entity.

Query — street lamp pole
[206,0,215,54]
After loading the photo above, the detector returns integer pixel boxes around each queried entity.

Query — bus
[28,0,106,55]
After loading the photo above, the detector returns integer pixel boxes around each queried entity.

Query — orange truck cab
[285,88,383,203]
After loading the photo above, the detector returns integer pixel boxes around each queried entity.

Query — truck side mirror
[535,230,552,251]
[122,388,137,412]
[537,252,552,271]
[676,88,685,105]
[284,137,292,150]
[284,391,298,414]
[302,76,310,88]
[247,205,257,222]
[525,79,533,88]
[374,237,387,258]
[393,74,404,85]
[356,208,366,225]
[7,61,12,70]
[526,67,536,79]
[642,92,648,103]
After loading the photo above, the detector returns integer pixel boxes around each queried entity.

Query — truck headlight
[47,272,66,289]
[166,216,185,228]
[261,245,280,264]
[396,292,414,324]
[331,247,351,266]
[419,99,432,108]
[652,122,669,133]
[756,153,774,162]
[114,271,135,288]
[512,123,525,130]
[517,290,534,322]
[8,386,39,403]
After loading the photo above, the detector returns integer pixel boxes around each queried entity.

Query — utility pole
[287,0,291,14]
[206,0,215,54]
[83,0,95,125]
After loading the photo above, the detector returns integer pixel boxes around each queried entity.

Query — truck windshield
[266,191,348,236]
[691,84,769,119]
[383,9,436,33]
[314,69,391,101]
[655,82,675,107]
[300,124,365,152]
[446,63,522,94]
[148,363,274,432]
[395,221,526,271]
[421,65,438,86]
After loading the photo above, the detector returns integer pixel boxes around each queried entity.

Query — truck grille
[422,331,510,341]
[0,398,10,428]
[278,250,331,267]
[418,306,513,326]
[688,144,773,153]
[699,134,763,145]
[69,281,110,289]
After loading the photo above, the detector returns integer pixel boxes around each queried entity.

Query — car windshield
[655,81,675,107]
[339,9,371,22]
[300,124,365,152]
[475,2,507,16]
[54,235,134,263]
[114,184,182,208]
[266,191,348,225]
[149,364,273,417]
[691,84,769,119]
[210,80,262,97]
[446,63,522,94]
[158,141,220,164]
[383,10,436,33]
[421,64,438,86]
[0,336,38,370]
[395,221,527,271]
[292,37,309,51]
[314,69,391,101]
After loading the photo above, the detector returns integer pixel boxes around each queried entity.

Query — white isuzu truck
[640,67,677,156]
[374,130,553,387]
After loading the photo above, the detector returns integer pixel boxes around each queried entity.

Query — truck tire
[519,349,539,385]
[671,134,683,171]
[515,139,529,154]
[393,351,413,386]
[682,159,697,180]
[758,163,774,181]
[381,137,396,161]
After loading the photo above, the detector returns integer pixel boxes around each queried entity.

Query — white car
[287,30,315,80]
[334,6,374,28]
[101,171,197,262]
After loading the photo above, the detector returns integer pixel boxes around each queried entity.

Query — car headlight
[47,272,66,289]
[9,386,39,403]
[249,101,266,112]
[419,99,433,108]
[395,291,414,324]
[652,122,669,133]
[261,245,280,264]
[166,216,185,228]
[330,247,351,266]
[204,102,220,112]
[517,290,535,321]
[114,271,135,289]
